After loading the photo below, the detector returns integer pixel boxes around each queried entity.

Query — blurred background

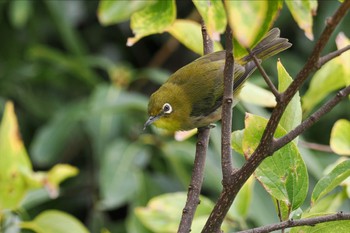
[0,1,349,232]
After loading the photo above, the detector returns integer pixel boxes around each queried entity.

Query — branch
[221,25,235,182]
[238,212,350,233]
[299,140,334,153]
[177,21,213,233]
[202,1,350,232]
[317,44,350,68]
[247,49,281,100]
[274,85,350,151]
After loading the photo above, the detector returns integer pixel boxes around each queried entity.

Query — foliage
[0,0,349,233]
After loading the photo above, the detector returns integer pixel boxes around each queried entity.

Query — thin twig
[247,48,281,100]
[299,140,334,153]
[317,44,350,68]
[221,25,235,182]
[238,212,350,233]
[274,85,350,151]
[177,21,213,233]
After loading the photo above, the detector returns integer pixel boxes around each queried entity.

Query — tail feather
[242,28,292,63]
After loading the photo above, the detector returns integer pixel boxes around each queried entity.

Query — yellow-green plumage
[145,28,291,132]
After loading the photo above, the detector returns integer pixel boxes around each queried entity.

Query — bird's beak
[143,115,160,130]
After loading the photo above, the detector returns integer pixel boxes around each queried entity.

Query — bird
[144,28,291,132]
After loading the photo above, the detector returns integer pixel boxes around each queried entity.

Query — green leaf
[0,102,33,210]
[45,164,79,197]
[167,19,222,55]
[98,141,147,210]
[336,32,350,87]
[277,60,302,143]
[311,160,350,205]
[239,82,276,107]
[302,57,346,115]
[135,192,232,233]
[127,0,176,46]
[98,0,155,25]
[20,210,89,233]
[192,0,226,41]
[285,0,317,40]
[309,192,346,214]
[231,129,244,155]
[9,0,32,29]
[226,1,282,48]
[30,101,87,167]
[330,119,350,155]
[229,176,255,220]
[290,213,350,233]
[243,114,308,211]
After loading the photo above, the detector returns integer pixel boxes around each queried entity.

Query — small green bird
[144,28,291,132]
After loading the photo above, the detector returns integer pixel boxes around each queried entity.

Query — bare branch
[221,25,235,182]
[177,21,213,233]
[247,48,281,100]
[238,212,350,233]
[274,85,350,151]
[317,44,350,68]
[299,140,334,153]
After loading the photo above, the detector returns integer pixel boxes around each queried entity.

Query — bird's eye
[162,103,172,114]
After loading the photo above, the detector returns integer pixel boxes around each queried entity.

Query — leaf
[9,0,32,29]
[231,129,244,155]
[135,192,232,233]
[290,213,350,233]
[98,141,147,210]
[239,82,276,107]
[45,164,79,198]
[302,57,346,115]
[335,32,350,86]
[20,210,89,233]
[309,192,346,214]
[30,101,87,167]
[330,119,350,155]
[229,176,255,220]
[127,0,176,46]
[167,19,222,55]
[277,60,302,143]
[192,0,226,41]
[226,1,282,48]
[285,0,317,40]
[97,1,155,25]
[243,114,308,211]
[311,160,350,205]
[0,102,34,210]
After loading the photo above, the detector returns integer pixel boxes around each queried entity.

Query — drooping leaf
[277,60,302,143]
[127,0,176,46]
[243,114,308,211]
[20,210,89,233]
[330,119,350,156]
[290,213,350,233]
[97,0,155,25]
[285,0,317,40]
[311,160,350,205]
[193,0,226,41]
[167,19,222,55]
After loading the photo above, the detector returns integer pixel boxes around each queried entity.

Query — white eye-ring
[162,103,172,114]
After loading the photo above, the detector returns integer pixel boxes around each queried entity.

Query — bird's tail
[241,28,292,64]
